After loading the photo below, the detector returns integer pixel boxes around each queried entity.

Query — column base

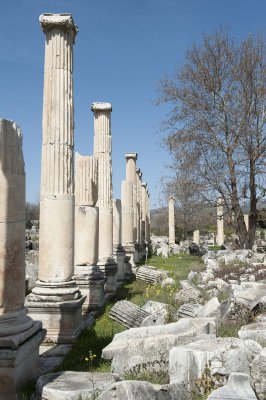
[73,265,105,313]
[26,281,85,344]
[0,322,45,400]
[97,257,118,295]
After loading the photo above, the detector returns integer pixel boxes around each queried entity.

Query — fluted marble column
[0,120,44,399]
[27,14,84,343]
[75,154,98,266]
[217,197,224,246]
[122,153,137,270]
[74,153,104,312]
[91,102,117,294]
[168,197,175,245]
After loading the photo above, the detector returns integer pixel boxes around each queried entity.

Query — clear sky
[0,0,265,208]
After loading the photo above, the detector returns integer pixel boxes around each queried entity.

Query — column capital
[125,152,137,160]
[91,102,112,112]
[136,168,142,179]
[169,196,175,201]
[39,13,78,36]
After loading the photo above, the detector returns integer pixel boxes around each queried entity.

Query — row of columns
[0,13,151,398]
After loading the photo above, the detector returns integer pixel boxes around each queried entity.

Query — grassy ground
[55,254,204,373]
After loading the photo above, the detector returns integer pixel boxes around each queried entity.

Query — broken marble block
[111,334,215,376]
[142,300,169,321]
[136,266,168,284]
[36,371,119,400]
[169,337,261,390]
[98,381,191,400]
[102,317,216,361]
[235,282,266,310]
[238,322,266,347]
[109,300,150,328]
[251,348,266,400]
[207,373,257,399]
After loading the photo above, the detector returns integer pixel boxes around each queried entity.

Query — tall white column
[168,196,175,245]
[27,14,84,343]
[91,102,117,294]
[0,120,44,398]
[217,197,224,246]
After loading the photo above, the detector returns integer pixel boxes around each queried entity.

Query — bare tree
[156,30,266,248]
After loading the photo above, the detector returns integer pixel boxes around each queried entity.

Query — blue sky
[1,0,265,208]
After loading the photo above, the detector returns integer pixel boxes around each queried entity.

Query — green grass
[217,322,244,337]
[145,254,204,289]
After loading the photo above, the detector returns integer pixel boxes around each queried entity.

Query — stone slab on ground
[102,318,216,360]
[36,371,119,400]
[207,373,257,399]
[109,300,151,328]
[98,381,192,400]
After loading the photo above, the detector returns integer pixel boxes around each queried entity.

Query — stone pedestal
[92,102,118,294]
[26,14,84,343]
[0,119,44,399]
[73,266,105,312]
[193,230,200,245]
[217,197,224,246]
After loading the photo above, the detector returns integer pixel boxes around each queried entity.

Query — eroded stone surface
[207,373,257,400]
[36,371,119,400]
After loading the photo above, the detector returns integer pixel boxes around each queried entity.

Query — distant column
[0,120,44,398]
[27,13,84,343]
[146,189,151,242]
[168,197,175,245]
[121,153,137,269]
[91,102,117,294]
[141,182,147,243]
[216,197,224,246]
[113,199,126,283]
[193,230,200,245]
[244,214,249,231]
